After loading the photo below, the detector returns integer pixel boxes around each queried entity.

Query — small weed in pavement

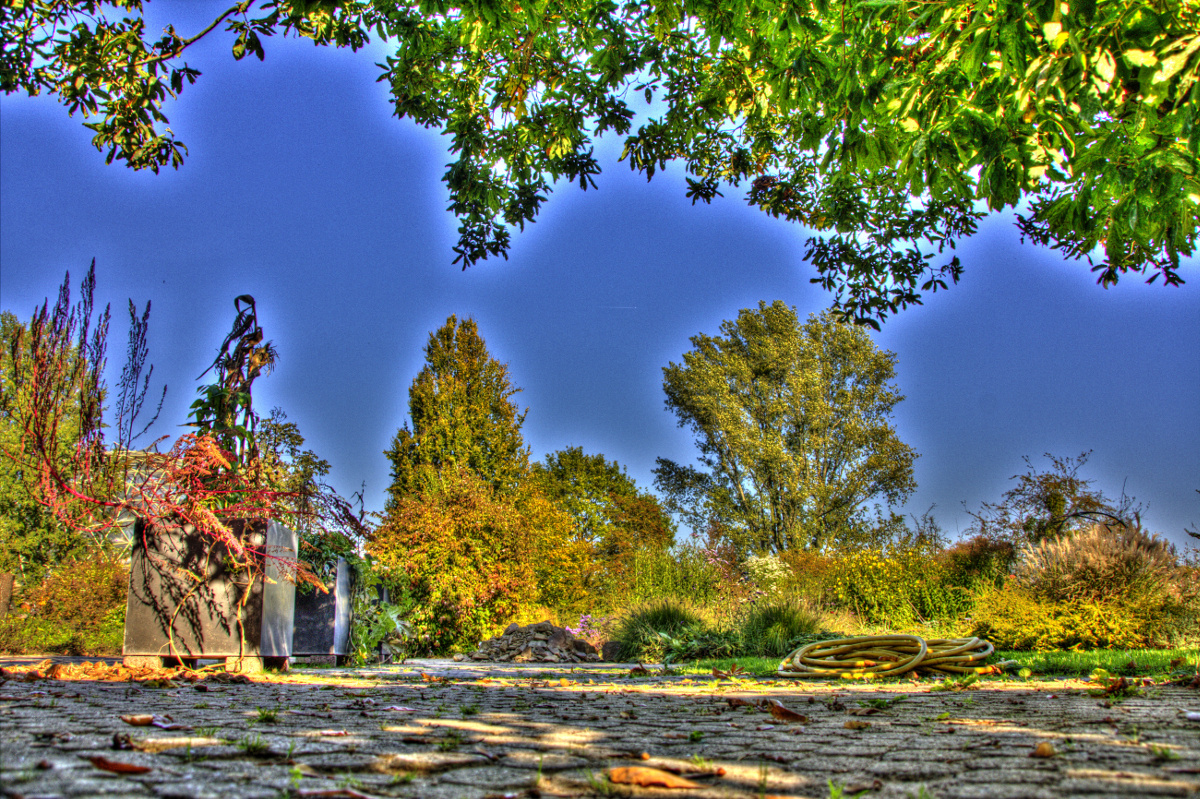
[688,730,704,743]
[253,706,281,723]
[460,703,480,717]
[827,779,868,798]
[236,733,270,756]
[437,731,463,751]
[930,674,979,692]
[586,770,617,795]
[859,695,907,711]
[1148,743,1180,761]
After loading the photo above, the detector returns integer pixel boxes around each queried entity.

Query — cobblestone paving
[2,658,1198,799]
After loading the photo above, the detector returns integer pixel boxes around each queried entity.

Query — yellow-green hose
[778,635,999,679]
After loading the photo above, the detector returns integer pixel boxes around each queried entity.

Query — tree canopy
[4,1,1195,322]
[655,303,917,554]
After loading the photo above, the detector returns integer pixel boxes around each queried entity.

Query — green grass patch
[677,657,780,676]
[997,648,1198,678]
[678,648,1198,681]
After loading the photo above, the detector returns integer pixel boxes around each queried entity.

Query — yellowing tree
[375,316,587,650]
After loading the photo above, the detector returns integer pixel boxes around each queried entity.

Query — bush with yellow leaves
[972,524,1198,650]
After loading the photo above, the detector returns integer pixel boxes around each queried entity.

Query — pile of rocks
[457,621,603,663]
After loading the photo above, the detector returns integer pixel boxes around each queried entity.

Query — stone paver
[1,657,1198,798]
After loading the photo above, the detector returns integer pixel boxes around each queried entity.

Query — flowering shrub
[970,586,1166,650]
[744,554,790,595]
[830,546,972,629]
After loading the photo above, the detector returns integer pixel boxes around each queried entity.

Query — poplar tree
[655,303,917,555]
[385,315,528,505]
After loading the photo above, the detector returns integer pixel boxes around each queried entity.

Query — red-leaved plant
[2,262,364,593]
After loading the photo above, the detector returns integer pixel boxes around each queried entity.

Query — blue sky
[1,21,1197,546]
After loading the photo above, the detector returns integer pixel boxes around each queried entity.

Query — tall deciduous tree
[533,446,673,551]
[533,446,674,597]
[655,303,917,554]
[4,1,1195,322]
[385,315,528,505]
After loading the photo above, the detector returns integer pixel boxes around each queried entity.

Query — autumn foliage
[370,467,586,654]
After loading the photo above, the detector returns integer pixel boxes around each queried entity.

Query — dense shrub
[739,598,823,657]
[975,524,1199,649]
[970,586,1168,650]
[370,470,539,655]
[0,554,127,655]
[830,546,972,629]
[943,535,1016,590]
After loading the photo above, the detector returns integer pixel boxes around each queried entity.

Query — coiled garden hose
[777,634,1002,679]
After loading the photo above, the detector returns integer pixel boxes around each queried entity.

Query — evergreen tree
[385,315,528,505]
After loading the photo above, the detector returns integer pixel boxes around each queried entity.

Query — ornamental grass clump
[739,598,824,657]
[1014,523,1181,604]
[611,597,706,662]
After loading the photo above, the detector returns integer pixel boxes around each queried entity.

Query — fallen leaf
[120,714,155,726]
[713,663,747,678]
[318,730,350,737]
[382,706,417,712]
[843,720,871,730]
[726,697,753,708]
[608,766,700,789]
[766,700,808,723]
[1031,742,1057,758]
[88,756,152,774]
[847,707,879,716]
[133,737,225,753]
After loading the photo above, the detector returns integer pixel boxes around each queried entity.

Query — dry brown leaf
[1031,742,1056,758]
[847,707,879,716]
[726,697,753,708]
[88,756,152,774]
[120,714,154,726]
[843,720,871,730]
[766,700,808,723]
[713,663,747,678]
[608,766,700,789]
